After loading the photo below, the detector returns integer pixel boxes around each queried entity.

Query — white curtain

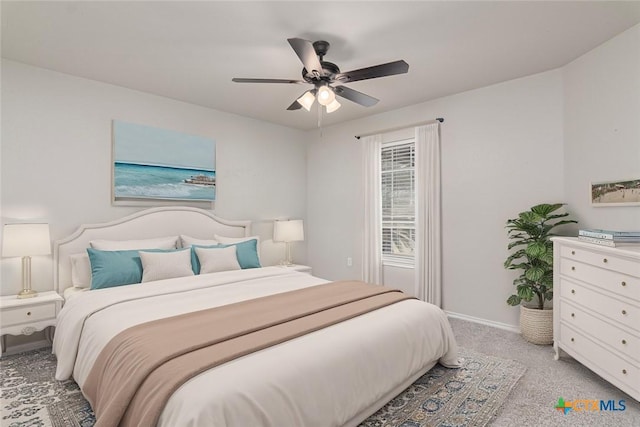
[361,134,383,284]
[414,123,442,306]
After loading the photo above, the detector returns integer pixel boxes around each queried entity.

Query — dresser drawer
[560,279,639,330]
[560,259,640,302]
[561,245,640,278]
[560,300,640,363]
[560,323,640,392]
[0,302,56,326]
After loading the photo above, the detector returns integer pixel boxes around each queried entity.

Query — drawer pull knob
[622,310,627,315]
[621,281,627,287]
[571,289,575,294]
[571,313,575,318]
[603,258,608,263]
[26,311,31,316]
[622,339,627,345]
[622,369,627,375]
[571,338,575,342]
[571,266,575,271]
[571,250,575,255]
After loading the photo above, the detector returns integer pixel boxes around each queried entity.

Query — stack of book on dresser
[578,228,640,247]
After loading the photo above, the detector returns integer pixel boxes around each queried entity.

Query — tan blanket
[82,280,412,427]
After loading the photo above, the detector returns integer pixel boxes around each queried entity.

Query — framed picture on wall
[590,178,640,207]
[112,120,216,206]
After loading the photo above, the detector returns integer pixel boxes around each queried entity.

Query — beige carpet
[449,317,640,426]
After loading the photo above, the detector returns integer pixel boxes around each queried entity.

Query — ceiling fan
[232,38,409,113]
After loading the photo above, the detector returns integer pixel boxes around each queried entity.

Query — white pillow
[180,235,219,248]
[70,253,92,288]
[214,234,259,245]
[139,249,194,283]
[195,246,241,274]
[90,236,178,251]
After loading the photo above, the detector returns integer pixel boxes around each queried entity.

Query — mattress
[53,267,459,426]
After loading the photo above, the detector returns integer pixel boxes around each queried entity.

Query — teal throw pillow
[87,248,143,290]
[88,247,196,289]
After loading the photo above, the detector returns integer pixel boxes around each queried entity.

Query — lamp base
[17,289,38,299]
[279,260,294,267]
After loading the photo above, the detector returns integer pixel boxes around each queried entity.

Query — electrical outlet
[347,257,353,267]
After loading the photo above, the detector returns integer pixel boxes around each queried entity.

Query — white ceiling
[3,1,640,130]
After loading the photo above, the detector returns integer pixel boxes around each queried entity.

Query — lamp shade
[2,223,51,257]
[297,91,316,111]
[316,85,336,106]
[273,220,304,243]
[325,99,341,113]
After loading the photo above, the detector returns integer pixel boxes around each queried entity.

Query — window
[381,139,415,262]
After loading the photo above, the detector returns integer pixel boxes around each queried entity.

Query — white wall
[563,23,640,230]
[1,60,308,296]
[307,70,565,328]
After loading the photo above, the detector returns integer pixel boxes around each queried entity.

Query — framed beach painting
[112,120,216,206]
[590,178,640,207]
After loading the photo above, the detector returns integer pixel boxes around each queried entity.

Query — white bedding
[53,267,459,427]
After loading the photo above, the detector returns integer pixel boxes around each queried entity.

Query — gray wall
[1,60,309,295]
[563,24,640,230]
[306,23,640,330]
[306,70,564,329]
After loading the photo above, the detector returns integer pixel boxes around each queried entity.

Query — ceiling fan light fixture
[297,91,316,111]
[325,99,341,113]
[232,38,409,114]
[316,85,335,106]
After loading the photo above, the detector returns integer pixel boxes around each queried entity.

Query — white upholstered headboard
[53,206,251,294]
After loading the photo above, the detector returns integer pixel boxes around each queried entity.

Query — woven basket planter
[520,306,553,345]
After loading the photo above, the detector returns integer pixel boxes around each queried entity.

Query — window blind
[381,140,415,260]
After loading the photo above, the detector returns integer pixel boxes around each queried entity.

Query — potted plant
[504,203,577,345]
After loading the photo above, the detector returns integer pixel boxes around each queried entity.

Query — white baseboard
[445,310,521,334]
[2,339,50,357]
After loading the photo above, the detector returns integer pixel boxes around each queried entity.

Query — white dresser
[552,237,640,401]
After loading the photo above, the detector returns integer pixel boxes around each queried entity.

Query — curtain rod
[354,118,444,139]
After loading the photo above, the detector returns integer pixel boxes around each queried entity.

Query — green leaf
[525,242,547,258]
[525,267,545,282]
[540,274,553,287]
[531,203,563,216]
[506,262,530,270]
[507,240,529,250]
[507,295,522,306]
[540,252,554,265]
[517,286,534,301]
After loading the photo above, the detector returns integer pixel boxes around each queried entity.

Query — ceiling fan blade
[232,78,304,84]
[287,38,324,77]
[334,86,379,107]
[335,60,409,83]
[287,99,302,110]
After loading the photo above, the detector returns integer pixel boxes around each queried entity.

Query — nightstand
[0,291,63,355]
[280,264,312,274]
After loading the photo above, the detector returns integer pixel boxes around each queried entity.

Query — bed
[52,206,459,427]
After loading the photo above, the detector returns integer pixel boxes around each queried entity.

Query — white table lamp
[274,219,304,266]
[2,223,51,299]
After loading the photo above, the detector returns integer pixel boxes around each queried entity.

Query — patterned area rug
[0,347,524,427]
